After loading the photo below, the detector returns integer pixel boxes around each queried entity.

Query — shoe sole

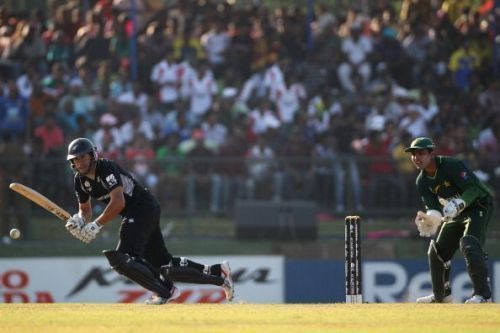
[221,261,234,301]
[465,297,491,304]
[145,297,167,305]
[145,287,181,305]
[416,295,453,303]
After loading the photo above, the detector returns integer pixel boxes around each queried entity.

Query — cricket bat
[9,182,71,222]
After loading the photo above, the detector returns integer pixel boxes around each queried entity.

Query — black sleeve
[99,160,123,192]
[445,159,493,205]
[74,175,90,204]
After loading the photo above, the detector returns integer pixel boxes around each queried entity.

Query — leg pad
[459,235,491,299]
[427,240,451,301]
[161,265,223,286]
[103,250,173,297]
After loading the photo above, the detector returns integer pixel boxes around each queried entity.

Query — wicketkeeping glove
[443,198,466,219]
[65,214,85,241]
[79,221,102,243]
[415,210,443,237]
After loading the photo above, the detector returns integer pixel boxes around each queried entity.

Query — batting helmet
[66,138,97,160]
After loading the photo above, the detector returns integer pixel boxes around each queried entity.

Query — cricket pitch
[1,303,499,333]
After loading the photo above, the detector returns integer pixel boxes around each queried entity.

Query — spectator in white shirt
[116,81,149,116]
[201,19,230,78]
[239,70,267,104]
[337,24,372,92]
[399,106,428,138]
[275,74,307,124]
[307,87,341,135]
[178,58,197,100]
[58,77,95,123]
[245,135,281,200]
[186,61,217,123]
[384,86,412,122]
[263,59,286,101]
[313,4,336,37]
[150,49,180,111]
[93,113,124,152]
[249,98,281,135]
[120,112,155,145]
[201,112,228,150]
[415,90,439,122]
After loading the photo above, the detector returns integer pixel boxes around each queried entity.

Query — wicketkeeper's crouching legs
[460,235,491,299]
[427,240,452,302]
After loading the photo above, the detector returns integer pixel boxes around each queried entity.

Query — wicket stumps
[345,215,362,303]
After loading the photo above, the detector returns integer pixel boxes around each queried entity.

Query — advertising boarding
[0,256,284,303]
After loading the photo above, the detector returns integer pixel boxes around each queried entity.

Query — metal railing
[1,155,498,244]
[0,154,433,217]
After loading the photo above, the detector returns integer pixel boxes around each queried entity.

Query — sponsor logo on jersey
[433,180,451,194]
[105,174,117,186]
[84,181,91,191]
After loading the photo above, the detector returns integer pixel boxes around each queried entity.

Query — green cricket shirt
[416,156,493,212]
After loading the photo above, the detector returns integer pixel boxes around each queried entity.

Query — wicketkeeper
[406,137,494,303]
[64,138,234,304]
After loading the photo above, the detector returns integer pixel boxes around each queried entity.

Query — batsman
[64,138,234,304]
[406,137,495,303]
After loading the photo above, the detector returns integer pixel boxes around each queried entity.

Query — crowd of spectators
[0,0,499,240]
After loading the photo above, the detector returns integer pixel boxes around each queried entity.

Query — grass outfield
[0,304,499,333]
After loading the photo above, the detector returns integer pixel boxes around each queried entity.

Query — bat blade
[9,182,71,222]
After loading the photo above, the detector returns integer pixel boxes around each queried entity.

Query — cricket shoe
[416,293,453,303]
[220,260,234,301]
[144,286,181,305]
[465,295,492,304]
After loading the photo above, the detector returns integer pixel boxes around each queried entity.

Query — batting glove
[66,214,85,240]
[80,221,102,243]
[443,198,466,219]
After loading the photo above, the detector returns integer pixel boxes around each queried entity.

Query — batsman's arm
[78,198,92,223]
[91,186,125,227]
